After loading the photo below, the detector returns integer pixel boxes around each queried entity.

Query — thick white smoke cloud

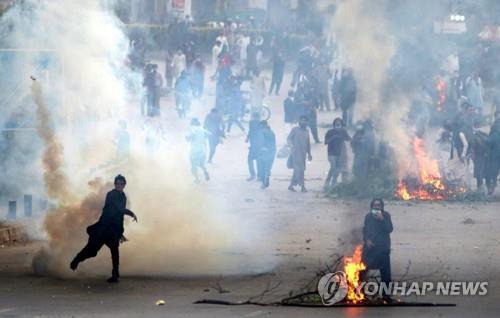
[326,0,413,175]
[2,0,275,277]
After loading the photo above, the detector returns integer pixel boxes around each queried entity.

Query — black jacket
[362,211,393,252]
[258,127,277,161]
[324,128,350,157]
[88,190,129,238]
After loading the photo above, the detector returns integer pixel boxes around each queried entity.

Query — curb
[0,225,27,244]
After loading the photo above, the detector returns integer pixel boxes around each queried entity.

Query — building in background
[113,0,183,24]
[111,0,317,27]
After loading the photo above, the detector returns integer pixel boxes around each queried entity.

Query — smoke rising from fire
[327,0,412,173]
[3,0,273,277]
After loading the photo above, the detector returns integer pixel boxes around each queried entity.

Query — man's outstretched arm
[124,209,138,222]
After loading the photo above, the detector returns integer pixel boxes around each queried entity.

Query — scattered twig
[247,280,282,302]
[210,277,230,294]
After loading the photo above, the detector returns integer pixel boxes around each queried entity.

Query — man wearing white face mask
[362,198,393,290]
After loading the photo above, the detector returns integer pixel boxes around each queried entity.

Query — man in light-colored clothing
[287,116,312,192]
[212,40,222,71]
[465,71,484,113]
[172,49,186,81]
[186,118,210,183]
[250,70,266,114]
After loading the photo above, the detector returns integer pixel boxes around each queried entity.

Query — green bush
[328,176,399,200]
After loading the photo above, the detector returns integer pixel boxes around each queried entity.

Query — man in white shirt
[212,40,222,71]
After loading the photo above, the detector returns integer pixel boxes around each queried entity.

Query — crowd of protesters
[122,11,500,197]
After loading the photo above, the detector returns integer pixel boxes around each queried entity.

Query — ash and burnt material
[396,175,466,201]
[395,137,467,201]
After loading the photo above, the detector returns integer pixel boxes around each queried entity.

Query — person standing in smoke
[246,37,259,76]
[204,108,225,163]
[268,51,285,96]
[212,40,223,71]
[164,49,175,91]
[175,70,192,118]
[173,49,187,81]
[450,102,474,163]
[151,64,163,116]
[471,126,490,192]
[361,198,393,300]
[186,118,210,183]
[486,113,500,195]
[246,112,262,181]
[283,89,296,128]
[339,68,357,127]
[250,70,266,114]
[287,115,312,192]
[238,32,250,67]
[314,60,331,111]
[226,76,246,134]
[190,56,205,99]
[465,71,484,113]
[352,120,375,179]
[182,40,196,68]
[256,120,276,189]
[70,175,138,283]
[142,63,155,116]
[305,97,321,144]
[331,67,341,111]
[143,64,162,116]
[324,118,351,189]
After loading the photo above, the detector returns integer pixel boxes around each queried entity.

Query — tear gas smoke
[1,0,274,277]
[328,0,412,173]
[31,81,71,202]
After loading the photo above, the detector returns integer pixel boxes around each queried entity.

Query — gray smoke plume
[327,0,412,174]
[1,0,275,277]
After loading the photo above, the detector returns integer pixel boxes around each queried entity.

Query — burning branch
[343,245,366,304]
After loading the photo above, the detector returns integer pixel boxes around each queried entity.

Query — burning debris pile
[396,138,466,201]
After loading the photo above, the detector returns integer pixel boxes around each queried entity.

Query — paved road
[1,70,500,317]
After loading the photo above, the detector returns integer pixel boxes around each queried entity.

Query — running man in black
[70,175,138,283]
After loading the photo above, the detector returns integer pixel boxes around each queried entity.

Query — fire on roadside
[396,137,466,200]
[344,244,366,304]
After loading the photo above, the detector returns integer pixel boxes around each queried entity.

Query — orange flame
[396,137,464,200]
[344,244,366,304]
